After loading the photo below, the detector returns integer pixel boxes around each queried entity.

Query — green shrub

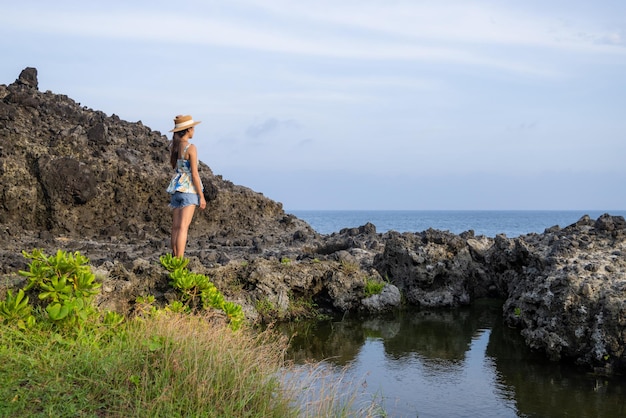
[18,249,102,330]
[159,255,245,330]
[0,289,34,329]
[158,253,189,271]
[0,249,125,351]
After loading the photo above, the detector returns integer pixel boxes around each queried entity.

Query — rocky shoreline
[1,68,625,375]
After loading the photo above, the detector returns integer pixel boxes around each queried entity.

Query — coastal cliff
[1,68,625,375]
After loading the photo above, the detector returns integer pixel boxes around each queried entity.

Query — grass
[0,312,382,417]
[283,362,386,417]
[0,312,291,417]
[339,260,360,275]
[364,278,386,297]
[1,249,384,416]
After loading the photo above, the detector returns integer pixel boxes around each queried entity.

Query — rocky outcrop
[0,68,315,254]
[370,215,626,373]
[1,68,625,375]
[361,284,401,312]
[374,229,486,307]
[500,215,626,373]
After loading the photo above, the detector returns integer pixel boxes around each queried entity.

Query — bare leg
[171,204,197,257]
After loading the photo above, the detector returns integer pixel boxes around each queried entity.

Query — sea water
[289,209,626,237]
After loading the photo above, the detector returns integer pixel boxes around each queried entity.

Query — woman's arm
[187,144,207,210]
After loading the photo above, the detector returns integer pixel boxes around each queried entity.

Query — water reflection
[281,300,626,417]
[489,318,626,418]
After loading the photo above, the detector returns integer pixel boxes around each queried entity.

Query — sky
[1,0,625,210]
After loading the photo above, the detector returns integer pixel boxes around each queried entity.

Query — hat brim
[169,120,201,132]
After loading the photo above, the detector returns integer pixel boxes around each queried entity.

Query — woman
[166,114,206,257]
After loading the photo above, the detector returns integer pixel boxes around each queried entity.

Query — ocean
[288,210,626,237]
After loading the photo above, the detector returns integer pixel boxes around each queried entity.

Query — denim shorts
[169,192,200,209]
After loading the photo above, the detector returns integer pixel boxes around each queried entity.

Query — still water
[281,300,626,417]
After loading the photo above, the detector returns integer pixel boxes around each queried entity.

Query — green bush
[0,289,34,329]
[159,255,245,330]
[158,253,189,271]
[17,249,103,331]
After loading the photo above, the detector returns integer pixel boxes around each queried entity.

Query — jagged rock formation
[0,67,372,318]
[0,68,314,252]
[1,68,625,375]
[499,215,626,372]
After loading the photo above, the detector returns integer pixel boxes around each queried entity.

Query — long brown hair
[169,129,189,169]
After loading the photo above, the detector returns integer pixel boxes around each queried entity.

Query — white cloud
[5,0,623,78]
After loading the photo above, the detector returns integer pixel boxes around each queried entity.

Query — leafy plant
[102,310,125,327]
[222,301,244,330]
[0,289,35,329]
[143,335,166,352]
[134,295,159,318]
[201,285,225,311]
[168,269,206,307]
[160,255,245,330]
[159,253,190,272]
[165,300,190,314]
[19,249,101,328]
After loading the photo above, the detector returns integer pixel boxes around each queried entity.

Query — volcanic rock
[1,68,626,375]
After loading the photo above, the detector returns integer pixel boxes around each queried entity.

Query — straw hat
[170,115,201,132]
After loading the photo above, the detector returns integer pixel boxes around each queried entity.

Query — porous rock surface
[1,68,625,374]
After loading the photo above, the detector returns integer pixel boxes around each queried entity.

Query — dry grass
[110,312,294,417]
[0,312,385,417]
[281,360,386,417]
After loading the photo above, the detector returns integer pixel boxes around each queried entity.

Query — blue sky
[2,0,625,210]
